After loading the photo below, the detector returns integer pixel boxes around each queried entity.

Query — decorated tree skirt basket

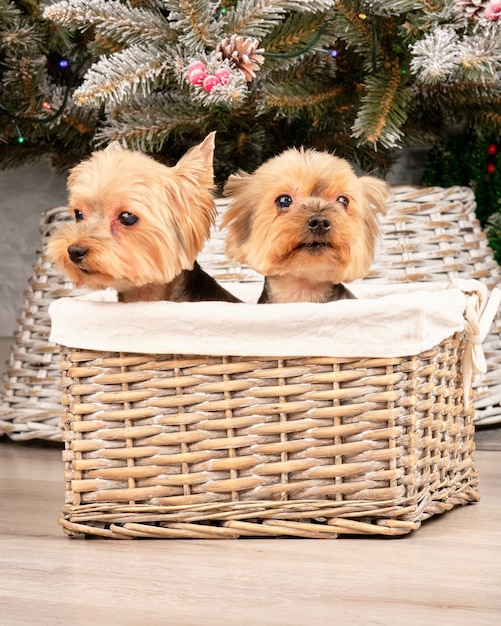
[0,207,88,441]
[1,185,501,444]
[49,278,498,538]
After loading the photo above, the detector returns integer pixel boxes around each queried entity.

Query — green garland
[422,132,501,262]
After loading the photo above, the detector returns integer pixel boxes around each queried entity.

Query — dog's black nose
[307,215,331,235]
[68,245,88,264]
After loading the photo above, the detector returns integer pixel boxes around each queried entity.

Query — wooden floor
[1,330,501,625]
[0,441,500,625]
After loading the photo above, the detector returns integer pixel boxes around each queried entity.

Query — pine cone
[216,35,264,82]
[455,0,489,19]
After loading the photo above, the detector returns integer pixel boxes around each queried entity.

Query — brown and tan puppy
[222,148,389,303]
[47,132,240,303]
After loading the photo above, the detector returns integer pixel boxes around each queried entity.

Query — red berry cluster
[187,61,231,92]
[485,0,501,20]
[487,143,498,175]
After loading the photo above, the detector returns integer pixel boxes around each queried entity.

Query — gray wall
[0,162,67,336]
[0,148,429,336]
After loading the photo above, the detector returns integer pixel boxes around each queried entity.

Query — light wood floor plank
[1,440,500,625]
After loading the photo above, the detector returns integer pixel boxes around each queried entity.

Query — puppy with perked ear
[222,147,389,303]
[46,132,240,303]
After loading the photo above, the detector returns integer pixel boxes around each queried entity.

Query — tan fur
[222,147,389,303]
[46,133,220,300]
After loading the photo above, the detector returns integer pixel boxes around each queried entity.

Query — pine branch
[2,0,500,187]
[484,108,501,127]
[363,1,430,15]
[415,82,501,120]
[410,25,460,83]
[95,93,216,151]
[410,20,501,86]
[72,43,172,106]
[301,124,394,173]
[260,10,333,57]
[258,55,342,116]
[352,62,409,149]
[1,57,45,112]
[467,105,501,135]
[0,141,60,168]
[457,24,501,84]
[260,84,345,116]
[331,1,374,47]
[0,14,44,55]
[419,0,453,15]
[163,0,222,51]
[256,11,335,81]
[0,0,22,28]
[224,0,334,39]
[43,0,174,51]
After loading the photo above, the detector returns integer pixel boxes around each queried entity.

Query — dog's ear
[222,171,252,197]
[220,170,256,260]
[359,176,390,215]
[105,141,125,152]
[197,131,216,163]
[174,132,216,186]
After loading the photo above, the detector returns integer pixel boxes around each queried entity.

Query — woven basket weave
[201,186,501,425]
[367,186,501,426]
[0,207,87,441]
[58,331,478,539]
[0,185,500,443]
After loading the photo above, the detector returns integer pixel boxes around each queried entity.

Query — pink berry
[188,68,206,85]
[187,61,206,73]
[215,68,231,84]
[202,75,220,92]
[485,0,501,19]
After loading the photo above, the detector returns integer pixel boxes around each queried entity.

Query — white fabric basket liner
[49,279,499,367]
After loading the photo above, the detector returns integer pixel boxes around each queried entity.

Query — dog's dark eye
[275,195,293,210]
[74,209,84,222]
[336,195,349,208]
[119,212,138,226]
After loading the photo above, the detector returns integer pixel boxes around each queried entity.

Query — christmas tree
[422,131,501,260]
[1,0,500,187]
[0,0,99,169]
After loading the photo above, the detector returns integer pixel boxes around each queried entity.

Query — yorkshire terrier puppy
[47,132,240,303]
[222,148,389,303]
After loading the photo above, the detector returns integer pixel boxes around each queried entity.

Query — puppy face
[222,148,389,284]
[46,133,216,292]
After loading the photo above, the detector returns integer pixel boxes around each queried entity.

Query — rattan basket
[52,278,495,539]
[0,207,88,441]
[202,186,501,425]
[366,186,501,426]
[1,185,500,443]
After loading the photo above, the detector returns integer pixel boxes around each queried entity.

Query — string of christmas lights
[0,55,91,144]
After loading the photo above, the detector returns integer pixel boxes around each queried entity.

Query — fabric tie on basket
[462,286,501,407]
[49,278,499,408]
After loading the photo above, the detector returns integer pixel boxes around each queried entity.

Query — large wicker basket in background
[0,207,87,441]
[203,186,501,425]
[0,185,500,443]
[367,187,501,425]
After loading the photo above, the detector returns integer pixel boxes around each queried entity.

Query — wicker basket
[52,278,496,539]
[202,186,501,425]
[366,186,501,426]
[1,185,501,443]
[0,207,88,441]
